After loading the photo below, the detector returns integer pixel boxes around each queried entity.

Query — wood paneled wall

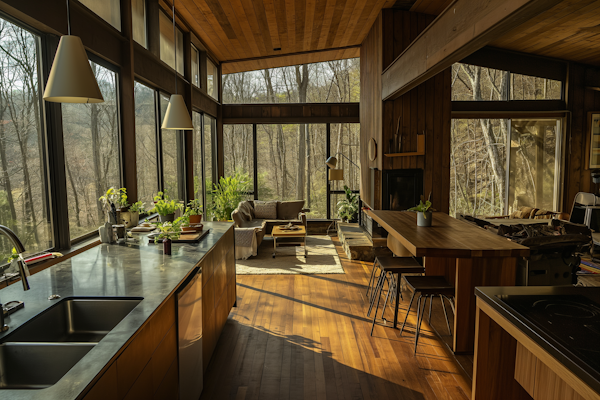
[360,10,451,212]
[563,63,600,212]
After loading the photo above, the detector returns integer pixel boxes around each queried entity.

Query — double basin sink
[0,297,142,389]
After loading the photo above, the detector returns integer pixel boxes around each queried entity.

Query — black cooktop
[503,294,600,374]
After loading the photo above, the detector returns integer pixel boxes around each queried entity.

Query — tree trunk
[66,160,82,227]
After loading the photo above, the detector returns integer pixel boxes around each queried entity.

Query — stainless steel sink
[0,343,95,389]
[3,297,142,343]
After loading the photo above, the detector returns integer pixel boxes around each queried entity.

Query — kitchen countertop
[476,285,600,395]
[0,222,233,400]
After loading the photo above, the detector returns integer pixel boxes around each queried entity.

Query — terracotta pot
[189,214,202,224]
[181,226,195,232]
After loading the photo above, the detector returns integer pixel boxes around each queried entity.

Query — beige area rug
[236,235,345,275]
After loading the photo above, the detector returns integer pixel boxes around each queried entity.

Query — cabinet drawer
[83,362,118,400]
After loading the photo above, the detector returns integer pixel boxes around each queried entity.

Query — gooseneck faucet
[0,225,29,332]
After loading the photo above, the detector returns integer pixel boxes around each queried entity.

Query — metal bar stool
[369,256,425,335]
[399,275,455,355]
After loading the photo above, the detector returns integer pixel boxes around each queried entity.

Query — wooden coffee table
[271,226,307,258]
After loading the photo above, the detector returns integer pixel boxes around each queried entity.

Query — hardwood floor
[201,238,472,400]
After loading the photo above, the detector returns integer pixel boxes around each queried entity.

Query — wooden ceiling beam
[381,0,564,101]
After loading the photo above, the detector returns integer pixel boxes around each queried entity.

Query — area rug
[236,235,345,275]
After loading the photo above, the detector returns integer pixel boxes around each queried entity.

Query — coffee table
[271,226,307,258]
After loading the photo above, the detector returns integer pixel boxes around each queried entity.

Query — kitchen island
[473,286,600,400]
[0,222,235,400]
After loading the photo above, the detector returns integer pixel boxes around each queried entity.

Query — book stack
[579,258,600,274]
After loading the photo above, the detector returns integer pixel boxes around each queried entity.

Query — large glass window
[450,118,561,217]
[192,112,204,208]
[79,0,121,31]
[134,82,157,205]
[0,18,52,259]
[222,58,360,104]
[223,124,253,193]
[132,0,147,48]
[159,11,184,75]
[192,113,216,220]
[62,61,121,240]
[204,115,215,215]
[191,45,199,87]
[330,123,360,219]
[159,94,182,200]
[452,63,562,101]
[207,58,218,100]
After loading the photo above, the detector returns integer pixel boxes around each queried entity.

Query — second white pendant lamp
[43,0,104,103]
[162,0,193,130]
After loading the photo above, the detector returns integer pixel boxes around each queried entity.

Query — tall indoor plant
[337,185,359,222]
[211,173,250,221]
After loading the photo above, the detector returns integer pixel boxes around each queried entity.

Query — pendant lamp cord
[66,0,71,35]
[172,0,177,95]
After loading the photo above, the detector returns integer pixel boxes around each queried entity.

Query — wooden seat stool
[368,256,424,334]
[399,275,455,355]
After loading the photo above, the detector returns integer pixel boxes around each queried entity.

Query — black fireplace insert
[382,168,423,211]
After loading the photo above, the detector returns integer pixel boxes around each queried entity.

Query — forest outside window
[450,118,562,218]
[223,124,253,195]
[222,58,359,104]
[0,17,52,260]
[452,63,562,101]
[62,61,121,241]
[159,93,183,201]
[330,123,360,219]
[193,113,216,220]
[134,81,158,205]
[79,0,121,31]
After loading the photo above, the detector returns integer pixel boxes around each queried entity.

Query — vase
[120,211,139,228]
[159,213,175,223]
[189,214,202,224]
[416,211,433,227]
[163,238,172,255]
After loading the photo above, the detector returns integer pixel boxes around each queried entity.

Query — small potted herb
[185,198,203,224]
[151,192,183,222]
[123,201,145,227]
[408,200,433,227]
[154,220,183,255]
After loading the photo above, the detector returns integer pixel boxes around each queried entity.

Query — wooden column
[120,0,138,201]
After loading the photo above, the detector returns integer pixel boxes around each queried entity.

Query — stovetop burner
[503,295,600,374]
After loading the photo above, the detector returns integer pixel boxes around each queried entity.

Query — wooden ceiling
[490,0,600,66]
[175,0,395,73]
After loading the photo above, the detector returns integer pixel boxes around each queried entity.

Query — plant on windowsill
[408,200,434,227]
[99,187,129,225]
[211,173,251,222]
[151,192,183,223]
[185,198,203,224]
[337,185,359,223]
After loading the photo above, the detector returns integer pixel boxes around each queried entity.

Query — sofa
[232,200,307,259]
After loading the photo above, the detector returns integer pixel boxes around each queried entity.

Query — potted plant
[151,192,183,222]
[154,219,183,255]
[99,187,129,225]
[337,185,359,222]
[211,173,250,222]
[185,198,203,224]
[408,200,433,227]
[119,201,145,228]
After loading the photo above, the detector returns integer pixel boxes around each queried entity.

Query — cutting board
[149,229,210,243]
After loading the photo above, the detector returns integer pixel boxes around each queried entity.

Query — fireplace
[382,168,423,211]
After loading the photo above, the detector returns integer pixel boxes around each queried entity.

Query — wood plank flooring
[201,238,472,400]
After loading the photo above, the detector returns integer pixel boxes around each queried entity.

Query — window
[192,112,204,208]
[62,61,121,240]
[159,94,183,200]
[450,118,562,217]
[204,115,216,215]
[134,82,158,205]
[132,0,147,48]
[0,18,52,259]
[223,124,253,193]
[193,113,216,220]
[207,58,218,100]
[159,11,184,75]
[191,45,199,87]
[330,123,360,219]
[452,63,562,101]
[222,58,360,104]
[79,0,121,31]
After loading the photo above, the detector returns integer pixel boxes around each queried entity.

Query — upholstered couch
[232,200,307,259]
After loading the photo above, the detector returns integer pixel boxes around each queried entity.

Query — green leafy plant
[129,201,145,214]
[211,173,251,221]
[408,200,433,218]
[154,220,183,243]
[151,191,183,216]
[6,247,19,264]
[185,198,203,216]
[99,187,129,213]
[337,185,359,222]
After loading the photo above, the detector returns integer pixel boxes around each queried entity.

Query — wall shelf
[384,134,425,157]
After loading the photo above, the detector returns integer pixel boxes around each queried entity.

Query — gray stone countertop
[0,222,233,400]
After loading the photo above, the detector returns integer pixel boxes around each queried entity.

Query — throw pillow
[254,200,277,219]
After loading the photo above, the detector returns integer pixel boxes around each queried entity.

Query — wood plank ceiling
[175,0,396,73]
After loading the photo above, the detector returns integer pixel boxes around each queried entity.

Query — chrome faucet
[0,225,30,332]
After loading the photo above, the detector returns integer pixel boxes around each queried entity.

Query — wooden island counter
[367,210,530,353]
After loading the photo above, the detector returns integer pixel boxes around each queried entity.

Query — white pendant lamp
[43,0,104,103]
[162,0,193,130]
